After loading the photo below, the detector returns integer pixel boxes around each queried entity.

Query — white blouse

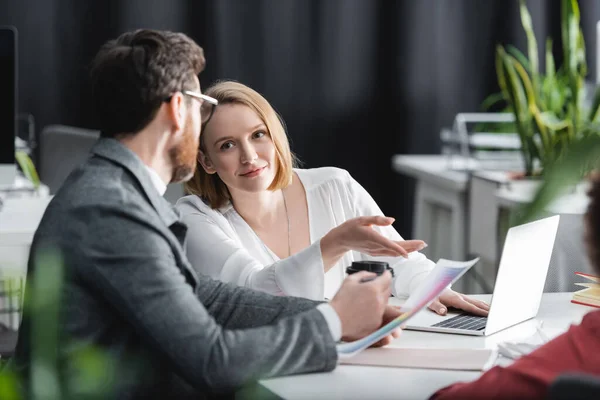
[176,167,435,301]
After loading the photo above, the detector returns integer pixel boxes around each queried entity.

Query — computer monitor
[0,25,17,186]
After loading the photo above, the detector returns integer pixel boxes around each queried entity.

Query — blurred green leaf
[67,346,116,400]
[15,151,40,188]
[0,368,21,400]
[589,83,600,123]
[30,248,64,400]
[517,134,600,224]
[545,39,555,78]
[0,246,118,399]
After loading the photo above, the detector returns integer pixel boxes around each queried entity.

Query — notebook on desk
[405,215,560,336]
[339,347,497,371]
[571,272,600,308]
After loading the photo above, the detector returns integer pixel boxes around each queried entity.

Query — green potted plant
[463,0,600,281]
[493,0,600,178]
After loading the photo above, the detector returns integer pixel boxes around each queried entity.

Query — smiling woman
[198,104,279,197]
[185,81,295,211]
[176,80,489,316]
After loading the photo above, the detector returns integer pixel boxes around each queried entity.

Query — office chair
[548,373,600,399]
[39,124,100,194]
[38,124,184,203]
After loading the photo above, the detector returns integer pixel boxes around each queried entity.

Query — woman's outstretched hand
[336,216,426,257]
[320,216,427,271]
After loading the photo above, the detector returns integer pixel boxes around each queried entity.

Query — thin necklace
[236,190,292,261]
[281,189,292,257]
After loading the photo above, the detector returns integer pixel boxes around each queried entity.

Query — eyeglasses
[164,90,219,125]
[182,90,218,125]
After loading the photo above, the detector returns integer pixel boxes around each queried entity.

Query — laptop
[405,214,560,336]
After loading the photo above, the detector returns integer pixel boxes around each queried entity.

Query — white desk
[0,195,51,328]
[0,196,52,273]
[260,293,592,400]
[495,180,589,215]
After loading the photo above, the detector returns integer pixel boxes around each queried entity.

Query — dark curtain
[2,0,600,236]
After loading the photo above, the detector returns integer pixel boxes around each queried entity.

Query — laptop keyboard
[432,314,488,331]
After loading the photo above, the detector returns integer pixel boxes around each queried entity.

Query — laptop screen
[485,215,560,335]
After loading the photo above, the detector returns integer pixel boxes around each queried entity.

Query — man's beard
[169,123,199,183]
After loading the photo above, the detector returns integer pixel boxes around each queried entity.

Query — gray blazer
[14,138,337,399]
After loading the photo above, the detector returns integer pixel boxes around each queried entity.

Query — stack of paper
[572,272,600,308]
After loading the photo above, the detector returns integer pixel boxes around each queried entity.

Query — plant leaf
[538,112,571,131]
[562,0,585,128]
[545,38,555,78]
[519,0,541,97]
[0,368,21,400]
[517,134,600,224]
[519,0,539,75]
[513,57,552,162]
[67,345,117,399]
[497,46,536,174]
[507,44,532,72]
[588,86,600,122]
[15,150,40,188]
[30,247,64,400]
[481,92,507,111]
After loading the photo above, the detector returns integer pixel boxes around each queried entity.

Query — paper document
[337,257,479,358]
[496,321,557,361]
[340,347,497,371]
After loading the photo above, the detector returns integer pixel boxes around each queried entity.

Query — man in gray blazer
[13,29,402,398]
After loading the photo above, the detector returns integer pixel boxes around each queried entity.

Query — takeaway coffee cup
[345,261,394,277]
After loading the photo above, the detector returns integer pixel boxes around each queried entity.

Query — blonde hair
[185,80,296,208]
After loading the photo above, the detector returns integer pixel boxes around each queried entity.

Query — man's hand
[330,270,398,342]
[367,305,403,348]
[428,289,490,316]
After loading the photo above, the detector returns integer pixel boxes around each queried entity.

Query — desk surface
[496,180,589,214]
[391,155,470,192]
[0,196,52,244]
[261,293,592,400]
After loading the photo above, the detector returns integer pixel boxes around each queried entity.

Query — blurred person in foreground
[430,175,600,399]
[11,29,403,399]
[176,80,489,316]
